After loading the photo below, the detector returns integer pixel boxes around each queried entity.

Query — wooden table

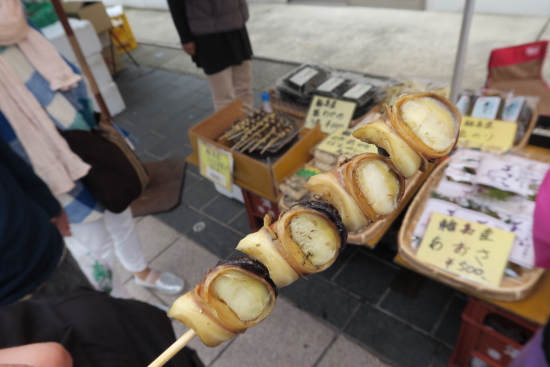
[395,252,550,326]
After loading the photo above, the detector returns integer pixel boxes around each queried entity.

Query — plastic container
[448,297,538,367]
[261,92,273,113]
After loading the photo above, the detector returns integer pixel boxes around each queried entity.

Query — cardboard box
[42,18,101,63]
[188,100,325,202]
[93,81,126,116]
[101,45,124,75]
[62,1,112,34]
[76,51,112,88]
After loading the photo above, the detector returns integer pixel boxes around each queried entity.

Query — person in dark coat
[0,289,205,367]
[166,0,254,113]
[0,135,71,306]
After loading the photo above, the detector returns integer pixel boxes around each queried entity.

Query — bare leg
[232,60,253,114]
[206,66,235,111]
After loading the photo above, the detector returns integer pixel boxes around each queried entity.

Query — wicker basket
[279,167,429,247]
[398,156,546,302]
[513,109,538,150]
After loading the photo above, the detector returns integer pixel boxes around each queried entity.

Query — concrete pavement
[124,2,550,90]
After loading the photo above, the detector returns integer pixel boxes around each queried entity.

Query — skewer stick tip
[148,329,197,367]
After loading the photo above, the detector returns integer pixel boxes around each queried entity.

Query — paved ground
[124,3,550,91]
[113,62,467,367]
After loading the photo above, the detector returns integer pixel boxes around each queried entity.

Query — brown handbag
[59,121,149,213]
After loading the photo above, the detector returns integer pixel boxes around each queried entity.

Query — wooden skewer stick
[148,329,197,367]
[232,124,270,151]
[239,138,258,152]
[249,130,276,153]
[260,133,283,154]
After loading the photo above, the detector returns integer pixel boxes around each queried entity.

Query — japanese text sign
[417,213,515,287]
[458,116,518,153]
[316,128,377,158]
[304,96,356,133]
[198,139,234,191]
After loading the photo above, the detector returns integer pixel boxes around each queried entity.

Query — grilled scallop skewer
[307,153,405,232]
[149,93,462,367]
[352,120,427,179]
[167,258,277,343]
[386,93,461,160]
[237,201,347,287]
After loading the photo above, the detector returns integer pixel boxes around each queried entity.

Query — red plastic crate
[242,190,280,233]
[449,297,539,367]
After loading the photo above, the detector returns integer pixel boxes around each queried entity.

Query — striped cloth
[0,44,104,223]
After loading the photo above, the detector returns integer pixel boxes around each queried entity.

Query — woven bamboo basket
[279,168,428,247]
[513,108,538,150]
[398,155,546,302]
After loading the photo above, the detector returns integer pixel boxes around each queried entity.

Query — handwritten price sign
[198,139,233,191]
[304,96,356,134]
[458,116,518,153]
[316,128,377,158]
[417,213,515,287]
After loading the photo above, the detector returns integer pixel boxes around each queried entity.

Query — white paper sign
[317,77,345,92]
[289,67,319,87]
[413,199,460,240]
[435,180,474,200]
[507,216,535,268]
[475,157,528,196]
[343,84,373,99]
[471,96,501,119]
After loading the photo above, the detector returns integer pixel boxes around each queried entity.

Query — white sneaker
[135,271,184,294]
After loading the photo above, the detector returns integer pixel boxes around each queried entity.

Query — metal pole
[450,0,476,103]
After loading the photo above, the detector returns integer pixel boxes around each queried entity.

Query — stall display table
[395,254,550,366]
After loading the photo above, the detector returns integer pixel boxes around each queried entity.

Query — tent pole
[450,0,476,103]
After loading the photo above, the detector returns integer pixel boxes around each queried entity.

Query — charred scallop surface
[215,257,278,297]
[277,203,344,274]
[292,201,347,253]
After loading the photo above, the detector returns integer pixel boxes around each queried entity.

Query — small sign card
[304,96,356,133]
[417,213,515,287]
[458,116,518,153]
[316,128,377,158]
[198,139,234,191]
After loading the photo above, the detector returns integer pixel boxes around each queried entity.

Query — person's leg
[103,208,184,294]
[206,66,235,111]
[232,60,253,114]
[103,208,147,274]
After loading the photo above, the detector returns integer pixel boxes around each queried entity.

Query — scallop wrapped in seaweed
[387,92,461,159]
[307,153,405,232]
[237,201,347,288]
[353,119,427,178]
[168,258,278,347]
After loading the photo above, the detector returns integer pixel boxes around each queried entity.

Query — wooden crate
[187,100,325,202]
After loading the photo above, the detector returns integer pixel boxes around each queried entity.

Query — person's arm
[0,137,61,220]
[0,343,73,367]
[166,0,195,55]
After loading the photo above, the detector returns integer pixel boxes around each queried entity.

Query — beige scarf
[0,0,90,195]
[0,0,81,90]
